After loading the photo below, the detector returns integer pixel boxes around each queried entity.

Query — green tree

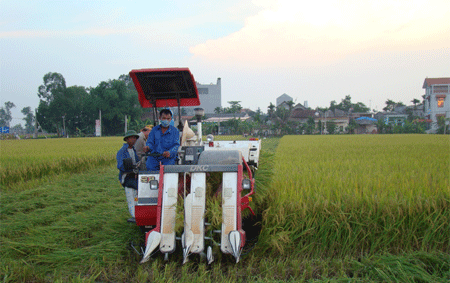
[376,119,385,134]
[383,99,404,112]
[36,73,143,136]
[336,95,369,112]
[340,95,353,111]
[325,95,369,113]
[329,100,337,111]
[286,100,295,112]
[227,101,242,114]
[38,72,66,104]
[214,107,222,114]
[21,107,35,134]
[118,74,134,90]
[0,101,16,127]
[304,116,316,134]
[326,120,337,134]
[253,108,263,125]
[411,98,420,108]
[36,73,68,135]
[90,79,143,136]
[267,103,275,118]
[407,98,422,122]
[353,102,370,113]
[271,105,298,135]
[347,119,357,134]
[62,86,90,135]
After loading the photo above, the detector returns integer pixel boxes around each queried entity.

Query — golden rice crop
[0,135,254,189]
[0,137,123,188]
[259,134,450,257]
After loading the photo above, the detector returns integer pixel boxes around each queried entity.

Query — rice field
[0,134,449,282]
[0,137,123,188]
[258,134,450,258]
[0,135,252,189]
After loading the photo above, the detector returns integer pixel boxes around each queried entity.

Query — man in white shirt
[134,125,152,170]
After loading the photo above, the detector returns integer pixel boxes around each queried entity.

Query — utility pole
[125,115,128,133]
[99,109,102,137]
[62,115,66,138]
[34,108,38,139]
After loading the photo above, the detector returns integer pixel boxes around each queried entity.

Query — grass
[1,135,449,282]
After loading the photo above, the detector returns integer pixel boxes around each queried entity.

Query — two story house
[423,78,450,132]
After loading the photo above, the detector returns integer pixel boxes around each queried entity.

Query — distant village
[167,77,449,135]
[1,76,449,138]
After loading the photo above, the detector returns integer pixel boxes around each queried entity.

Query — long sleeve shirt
[145,124,180,171]
[134,132,147,158]
[116,143,139,182]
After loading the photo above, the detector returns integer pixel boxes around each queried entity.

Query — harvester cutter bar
[182,172,206,263]
[160,173,179,253]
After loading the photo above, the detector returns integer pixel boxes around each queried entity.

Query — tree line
[0,72,144,137]
[35,72,147,136]
[1,72,429,137]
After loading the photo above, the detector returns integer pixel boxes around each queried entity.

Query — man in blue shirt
[144,109,180,171]
[116,130,140,189]
[116,130,141,223]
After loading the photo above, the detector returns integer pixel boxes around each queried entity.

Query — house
[406,104,425,118]
[423,77,450,132]
[355,117,377,134]
[313,109,350,134]
[289,108,316,124]
[374,111,408,126]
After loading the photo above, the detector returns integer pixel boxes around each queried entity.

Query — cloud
[189,0,450,67]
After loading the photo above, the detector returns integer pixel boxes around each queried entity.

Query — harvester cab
[128,68,261,264]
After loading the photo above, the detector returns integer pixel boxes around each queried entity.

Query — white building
[276,93,293,107]
[174,78,221,115]
[423,78,450,132]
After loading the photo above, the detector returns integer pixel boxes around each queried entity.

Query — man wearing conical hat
[116,130,140,189]
[116,130,141,223]
[144,109,180,171]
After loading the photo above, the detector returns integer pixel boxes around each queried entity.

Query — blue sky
[1,0,449,126]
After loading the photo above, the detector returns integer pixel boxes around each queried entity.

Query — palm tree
[267,102,275,118]
[286,100,295,113]
[411,98,420,109]
[383,99,396,112]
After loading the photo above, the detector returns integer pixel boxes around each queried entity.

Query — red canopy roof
[129,68,200,108]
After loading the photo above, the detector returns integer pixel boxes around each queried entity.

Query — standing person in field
[134,125,153,170]
[144,109,180,171]
[116,130,140,188]
[116,130,140,222]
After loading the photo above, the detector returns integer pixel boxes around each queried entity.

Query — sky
[1,0,449,126]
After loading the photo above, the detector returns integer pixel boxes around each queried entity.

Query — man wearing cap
[144,109,180,171]
[116,130,140,190]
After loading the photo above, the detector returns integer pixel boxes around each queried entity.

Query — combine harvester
[127,68,261,264]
